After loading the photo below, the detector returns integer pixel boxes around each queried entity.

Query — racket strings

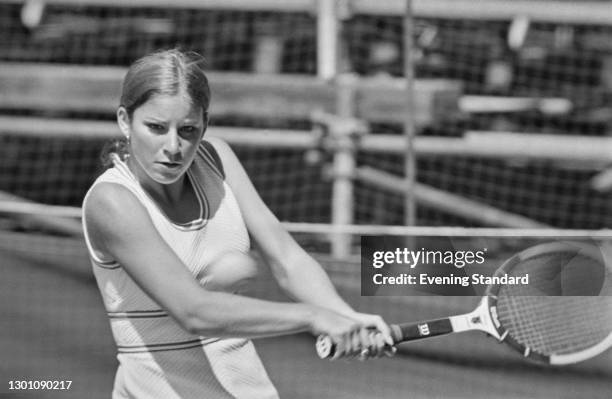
[497,296,612,355]
[496,250,612,356]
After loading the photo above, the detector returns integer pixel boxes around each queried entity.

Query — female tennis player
[82,49,394,398]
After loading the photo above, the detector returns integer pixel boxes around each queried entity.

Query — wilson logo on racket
[418,324,430,336]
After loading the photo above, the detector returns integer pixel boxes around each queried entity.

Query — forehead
[134,93,203,121]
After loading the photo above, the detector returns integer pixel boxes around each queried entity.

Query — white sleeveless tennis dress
[82,141,279,399]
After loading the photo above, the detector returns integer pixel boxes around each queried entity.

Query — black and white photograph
[1,1,611,398]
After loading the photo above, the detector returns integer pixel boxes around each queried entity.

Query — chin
[148,169,185,185]
[155,175,183,185]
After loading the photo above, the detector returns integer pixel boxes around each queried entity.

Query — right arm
[84,183,361,346]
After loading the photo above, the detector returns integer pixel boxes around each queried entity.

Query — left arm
[208,137,392,345]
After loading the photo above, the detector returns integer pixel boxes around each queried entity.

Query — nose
[164,129,182,161]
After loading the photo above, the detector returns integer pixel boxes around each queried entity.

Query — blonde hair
[120,49,210,117]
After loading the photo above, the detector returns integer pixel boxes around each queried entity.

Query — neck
[125,156,187,206]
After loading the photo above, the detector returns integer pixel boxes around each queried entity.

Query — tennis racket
[316,241,612,365]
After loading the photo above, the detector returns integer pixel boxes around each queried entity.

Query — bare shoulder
[85,182,139,220]
[84,182,149,242]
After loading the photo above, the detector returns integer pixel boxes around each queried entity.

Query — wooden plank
[0,63,122,113]
[359,132,612,165]
[0,116,120,138]
[353,77,460,127]
[0,63,459,127]
[0,116,318,148]
[350,0,612,25]
[459,95,572,115]
[1,116,610,165]
[0,0,316,12]
[463,131,612,165]
[2,0,611,24]
[209,72,336,121]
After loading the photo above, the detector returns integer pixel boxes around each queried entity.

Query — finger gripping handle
[316,325,403,359]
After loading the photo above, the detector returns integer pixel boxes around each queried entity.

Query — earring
[125,136,131,159]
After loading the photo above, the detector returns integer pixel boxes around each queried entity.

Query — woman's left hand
[349,312,397,359]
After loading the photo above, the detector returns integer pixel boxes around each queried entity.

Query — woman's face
[119,93,206,186]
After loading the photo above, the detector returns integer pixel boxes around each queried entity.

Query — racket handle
[316,318,454,359]
[394,318,454,342]
[316,325,403,359]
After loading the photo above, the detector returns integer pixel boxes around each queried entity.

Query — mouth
[157,161,182,169]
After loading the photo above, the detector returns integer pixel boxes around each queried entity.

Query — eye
[180,125,199,137]
[146,123,164,132]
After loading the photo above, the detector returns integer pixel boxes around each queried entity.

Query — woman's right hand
[309,307,375,360]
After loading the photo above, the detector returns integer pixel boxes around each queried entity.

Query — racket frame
[317,241,611,365]
[486,241,612,365]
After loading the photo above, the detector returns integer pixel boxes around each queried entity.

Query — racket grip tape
[394,318,453,342]
[316,325,404,359]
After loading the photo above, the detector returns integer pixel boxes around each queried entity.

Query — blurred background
[1,0,612,398]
